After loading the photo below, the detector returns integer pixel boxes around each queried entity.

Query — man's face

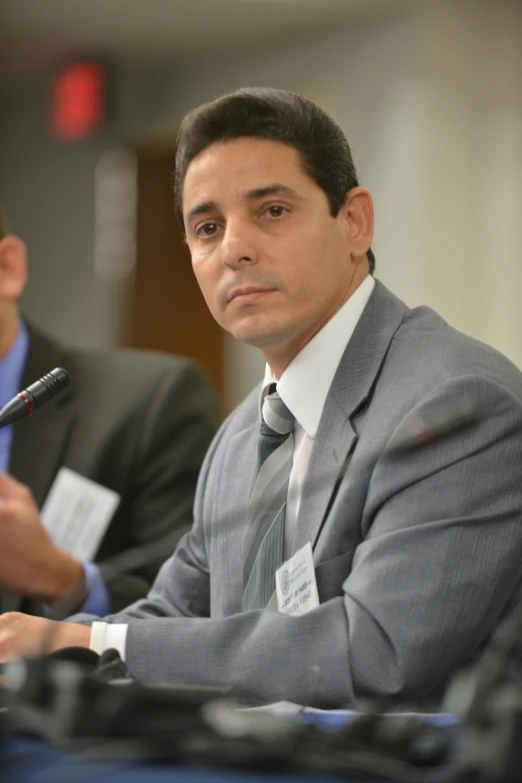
[183,138,370,373]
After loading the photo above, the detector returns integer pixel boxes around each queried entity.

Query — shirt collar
[261,275,375,438]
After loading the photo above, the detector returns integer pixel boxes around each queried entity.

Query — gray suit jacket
[75,282,522,707]
[5,325,219,615]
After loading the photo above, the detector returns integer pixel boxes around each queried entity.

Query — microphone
[0,368,71,429]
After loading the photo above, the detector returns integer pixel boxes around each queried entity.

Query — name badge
[275,542,320,616]
[41,467,120,561]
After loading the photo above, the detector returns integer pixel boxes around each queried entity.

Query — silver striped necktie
[243,385,295,610]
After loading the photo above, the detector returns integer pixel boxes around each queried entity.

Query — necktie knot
[261,385,294,436]
[258,385,294,473]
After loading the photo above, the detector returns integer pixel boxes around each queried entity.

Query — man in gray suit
[0,202,219,616]
[2,88,522,708]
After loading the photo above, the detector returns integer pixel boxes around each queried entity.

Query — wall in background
[0,64,168,349]
[1,73,103,347]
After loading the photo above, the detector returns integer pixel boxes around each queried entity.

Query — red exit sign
[50,60,107,141]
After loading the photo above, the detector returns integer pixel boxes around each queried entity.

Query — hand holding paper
[0,472,84,603]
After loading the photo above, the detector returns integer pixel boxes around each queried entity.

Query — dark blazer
[4,325,219,615]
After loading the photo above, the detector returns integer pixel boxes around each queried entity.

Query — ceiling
[1,0,402,69]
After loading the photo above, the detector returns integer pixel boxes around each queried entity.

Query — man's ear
[0,235,28,300]
[341,186,374,259]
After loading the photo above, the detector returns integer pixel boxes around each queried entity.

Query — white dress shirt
[90,274,375,659]
[262,274,375,556]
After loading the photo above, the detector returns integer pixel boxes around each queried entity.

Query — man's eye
[266,206,286,218]
[197,223,217,237]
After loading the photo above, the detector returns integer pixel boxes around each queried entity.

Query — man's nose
[220,221,258,268]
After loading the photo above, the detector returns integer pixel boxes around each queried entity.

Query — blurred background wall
[1,0,521,412]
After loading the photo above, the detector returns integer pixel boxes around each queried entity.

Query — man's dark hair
[174,87,375,274]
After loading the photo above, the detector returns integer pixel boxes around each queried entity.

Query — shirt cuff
[90,621,128,661]
[43,561,111,619]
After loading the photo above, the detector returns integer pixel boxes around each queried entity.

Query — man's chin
[229,324,281,348]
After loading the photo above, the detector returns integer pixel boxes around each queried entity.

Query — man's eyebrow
[186,201,217,224]
[185,185,300,224]
[245,184,300,201]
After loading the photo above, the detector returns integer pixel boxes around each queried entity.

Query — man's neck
[264,267,370,379]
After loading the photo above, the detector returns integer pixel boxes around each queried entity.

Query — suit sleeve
[80,375,522,707]
[97,361,219,612]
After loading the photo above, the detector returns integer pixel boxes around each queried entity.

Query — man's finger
[0,471,33,499]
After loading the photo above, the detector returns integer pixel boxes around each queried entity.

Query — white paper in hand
[40,467,120,561]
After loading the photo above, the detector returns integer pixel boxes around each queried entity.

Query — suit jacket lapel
[8,324,76,509]
[293,281,408,554]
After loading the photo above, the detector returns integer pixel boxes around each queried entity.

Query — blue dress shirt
[0,321,29,473]
[0,321,110,616]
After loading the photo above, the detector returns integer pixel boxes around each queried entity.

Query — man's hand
[0,612,91,663]
[0,472,85,603]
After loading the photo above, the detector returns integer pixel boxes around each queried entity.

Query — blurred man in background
[0,200,219,617]
[2,89,522,708]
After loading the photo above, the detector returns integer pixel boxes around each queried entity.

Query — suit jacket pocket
[315,551,355,603]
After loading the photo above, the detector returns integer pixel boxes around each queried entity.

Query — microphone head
[49,367,71,392]
[28,367,71,401]
[0,366,72,429]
